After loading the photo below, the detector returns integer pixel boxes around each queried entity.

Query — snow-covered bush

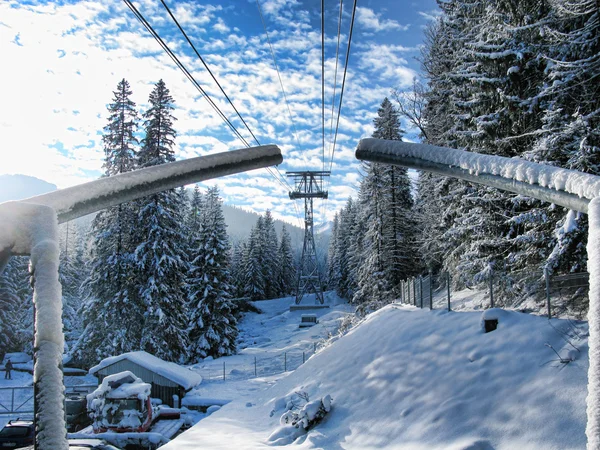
[280,395,332,430]
[267,391,332,446]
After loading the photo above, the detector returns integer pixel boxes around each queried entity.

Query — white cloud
[356,7,410,33]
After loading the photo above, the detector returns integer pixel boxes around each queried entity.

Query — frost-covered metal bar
[0,145,282,449]
[356,138,600,449]
[356,138,591,213]
[23,145,282,224]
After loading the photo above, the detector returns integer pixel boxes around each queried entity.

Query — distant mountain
[0,174,57,203]
[223,204,305,249]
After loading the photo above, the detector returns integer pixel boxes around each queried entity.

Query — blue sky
[0,0,439,227]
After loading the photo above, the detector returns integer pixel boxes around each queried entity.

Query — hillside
[165,300,588,449]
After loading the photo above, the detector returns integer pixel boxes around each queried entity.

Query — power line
[321,0,357,227]
[124,0,307,228]
[159,0,261,147]
[255,0,302,152]
[329,0,358,174]
[321,0,326,173]
[321,0,344,226]
[329,0,344,144]
[122,0,252,149]
[123,0,298,217]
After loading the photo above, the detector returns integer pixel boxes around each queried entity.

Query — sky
[0,0,440,228]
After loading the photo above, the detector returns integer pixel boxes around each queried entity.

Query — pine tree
[244,217,266,300]
[262,210,279,299]
[352,97,418,308]
[74,78,140,367]
[0,257,30,356]
[188,187,237,360]
[278,224,296,296]
[133,79,189,362]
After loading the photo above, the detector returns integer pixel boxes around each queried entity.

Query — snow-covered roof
[89,351,202,390]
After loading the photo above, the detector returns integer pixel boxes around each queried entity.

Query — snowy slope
[165,303,588,450]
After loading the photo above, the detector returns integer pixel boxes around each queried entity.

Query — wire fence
[195,344,319,382]
[398,272,451,311]
[397,269,590,319]
[0,386,34,417]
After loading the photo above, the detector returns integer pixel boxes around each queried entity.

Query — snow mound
[164,304,588,449]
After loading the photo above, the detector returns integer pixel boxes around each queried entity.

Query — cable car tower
[287,170,330,306]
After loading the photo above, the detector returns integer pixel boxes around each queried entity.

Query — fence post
[11,388,15,413]
[303,352,305,364]
[429,270,433,310]
[314,342,317,353]
[419,276,423,308]
[223,362,226,381]
[545,267,551,319]
[447,272,451,311]
[489,269,494,308]
[284,353,287,372]
[254,357,257,377]
[413,278,417,306]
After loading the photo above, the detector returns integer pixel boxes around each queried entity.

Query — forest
[327,0,599,318]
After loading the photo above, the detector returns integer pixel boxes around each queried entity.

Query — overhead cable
[329,0,358,173]
[160,0,261,147]
[255,0,302,152]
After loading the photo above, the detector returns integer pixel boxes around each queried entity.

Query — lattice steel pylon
[287,171,330,305]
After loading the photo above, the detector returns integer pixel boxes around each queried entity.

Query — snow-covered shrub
[282,395,332,431]
[267,393,332,446]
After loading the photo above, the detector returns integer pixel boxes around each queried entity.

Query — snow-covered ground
[166,294,588,450]
[1,291,589,449]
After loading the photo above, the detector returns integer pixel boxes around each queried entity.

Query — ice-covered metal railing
[0,145,282,450]
[24,145,282,224]
[355,138,600,449]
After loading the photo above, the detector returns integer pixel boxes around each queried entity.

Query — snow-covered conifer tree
[262,210,279,299]
[74,78,141,366]
[244,217,266,300]
[133,79,189,362]
[277,224,296,296]
[187,186,237,360]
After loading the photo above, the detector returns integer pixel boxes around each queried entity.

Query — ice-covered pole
[355,138,600,448]
[587,197,600,448]
[0,202,66,449]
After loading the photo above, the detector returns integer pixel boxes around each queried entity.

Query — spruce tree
[244,217,266,300]
[133,79,189,362]
[0,257,30,356]
[188,187,237,360]
[278,224,296,296]
[262,210,279,299]
[74,78,140,366]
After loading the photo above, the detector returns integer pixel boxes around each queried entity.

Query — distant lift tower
[287,171,330,305]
